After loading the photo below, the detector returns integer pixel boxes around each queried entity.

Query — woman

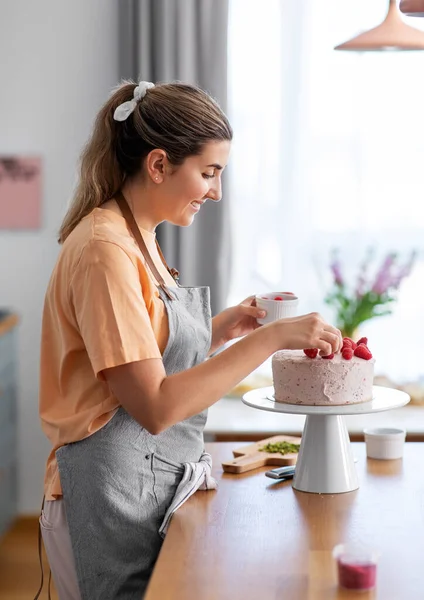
[38,80,342,600]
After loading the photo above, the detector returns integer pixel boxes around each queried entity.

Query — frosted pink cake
[272,347,375,406]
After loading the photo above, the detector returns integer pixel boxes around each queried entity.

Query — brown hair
[58,81,233,243]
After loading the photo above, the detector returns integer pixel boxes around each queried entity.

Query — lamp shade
[335,0,424,51]
[400,0,424,17]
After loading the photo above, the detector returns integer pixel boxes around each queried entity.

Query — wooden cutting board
[221,435,302,474]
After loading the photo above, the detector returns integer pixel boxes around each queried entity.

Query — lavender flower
[355,274,367,298]
[391,250,417,289]
[371,253,396,296]
[325,247,416,338]
[355,247,373,298]
[330,258,344,287]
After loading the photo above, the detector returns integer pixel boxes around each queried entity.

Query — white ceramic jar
[363,427,406,460]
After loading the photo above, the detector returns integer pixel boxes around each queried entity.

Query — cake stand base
[242,386,410,495]
[293,414,358,494]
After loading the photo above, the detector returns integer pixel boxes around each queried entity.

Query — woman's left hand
[209,296,266,354]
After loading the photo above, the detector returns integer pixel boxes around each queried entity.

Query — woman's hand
[209,296,266,354]
[267,312,343,356]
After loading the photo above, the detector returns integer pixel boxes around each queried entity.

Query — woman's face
[158,140,231,227]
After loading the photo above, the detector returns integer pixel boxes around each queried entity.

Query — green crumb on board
[259,441,300,455]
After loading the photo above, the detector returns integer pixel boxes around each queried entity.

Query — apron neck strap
[115,191,176,301]
[154,239,180,284]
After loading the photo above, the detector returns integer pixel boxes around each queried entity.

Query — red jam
[337,558,377,590]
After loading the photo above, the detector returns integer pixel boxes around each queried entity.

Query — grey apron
[56,194,214,599]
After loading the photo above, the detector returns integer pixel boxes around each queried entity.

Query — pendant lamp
[400,0,424,17]
[334,0,424,51]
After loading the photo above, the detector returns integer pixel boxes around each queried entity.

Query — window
[228,0,424,382]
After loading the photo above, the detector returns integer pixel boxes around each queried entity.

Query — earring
[155,177,159,181]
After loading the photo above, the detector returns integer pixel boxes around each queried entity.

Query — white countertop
[205,396,424,439]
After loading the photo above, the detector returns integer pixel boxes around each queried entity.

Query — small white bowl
[255,292,299,325]
[363,427,406,460]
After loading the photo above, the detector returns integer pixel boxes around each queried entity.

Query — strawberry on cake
[272,337,375,406]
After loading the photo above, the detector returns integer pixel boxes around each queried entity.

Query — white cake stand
[242,385,410,494]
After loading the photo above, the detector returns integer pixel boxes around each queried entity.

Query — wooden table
[146,442,424,600]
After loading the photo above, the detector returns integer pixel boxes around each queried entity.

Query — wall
[0,0,118,513]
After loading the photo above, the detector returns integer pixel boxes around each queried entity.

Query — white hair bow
[113,81,155,122]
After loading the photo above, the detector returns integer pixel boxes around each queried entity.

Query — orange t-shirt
[39,207,177,500]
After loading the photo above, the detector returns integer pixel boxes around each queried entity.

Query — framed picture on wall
[0,156,42,229]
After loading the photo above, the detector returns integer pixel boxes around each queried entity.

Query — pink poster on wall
[0,156,42,229]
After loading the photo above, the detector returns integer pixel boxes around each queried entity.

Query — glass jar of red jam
[333,543,378,591]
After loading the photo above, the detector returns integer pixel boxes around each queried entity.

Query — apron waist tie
[159,451,218,538]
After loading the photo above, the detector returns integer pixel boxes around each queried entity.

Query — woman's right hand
[104,311,342,434]
[267,312,343,357]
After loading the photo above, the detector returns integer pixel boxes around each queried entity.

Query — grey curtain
[119,0,231,315]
